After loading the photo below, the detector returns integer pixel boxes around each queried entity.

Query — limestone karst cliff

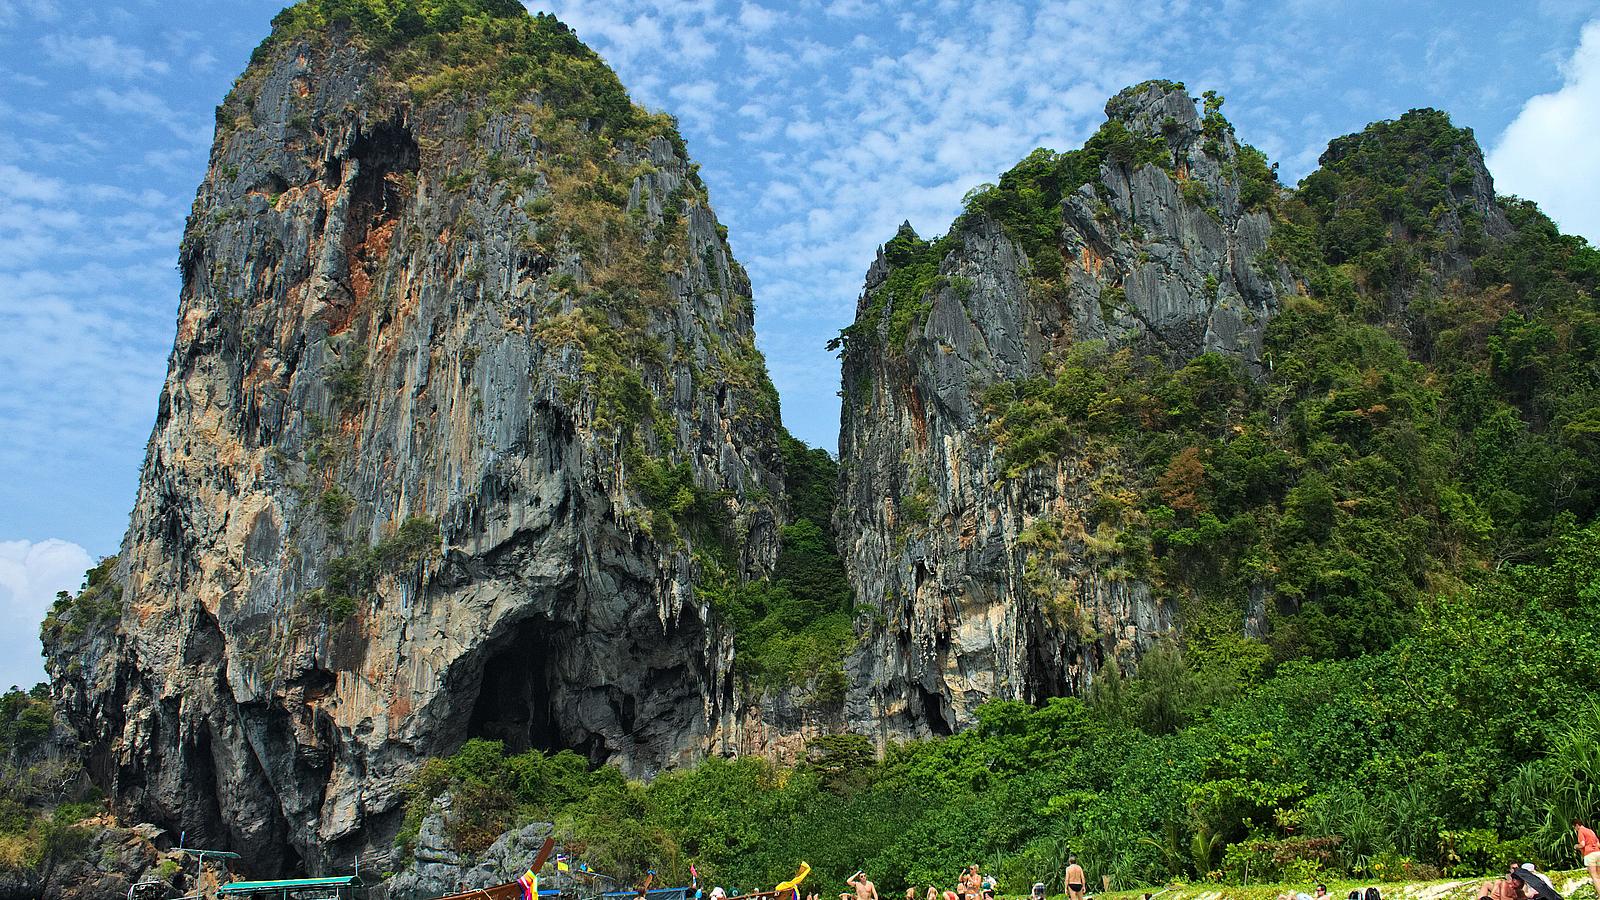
[834,80,1539,741]
[42,0,789,875]
[35,2,1600,886]
[834,82,1295,739]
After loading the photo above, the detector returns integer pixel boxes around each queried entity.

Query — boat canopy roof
[217,875,364,895]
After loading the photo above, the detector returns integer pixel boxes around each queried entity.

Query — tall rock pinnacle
[44,0,786,874]
[835,81,1298,739]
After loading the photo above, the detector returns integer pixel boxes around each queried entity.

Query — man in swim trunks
[1063,857,1086,900]
[841,871,878,900]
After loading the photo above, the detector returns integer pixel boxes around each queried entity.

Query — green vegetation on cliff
[38,555,119,645]
[252,0,651,135]
[698,434,855,694]
[980,106,1600,660]
[838,81,1274,357]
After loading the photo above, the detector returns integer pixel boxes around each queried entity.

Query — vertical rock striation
[836,82,1299,740]
[43,4,785,874]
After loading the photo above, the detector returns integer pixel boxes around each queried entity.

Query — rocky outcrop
[0,818,191,900]
[44,6,785,877]
[387,808,558,900]
[836,82,1299,740]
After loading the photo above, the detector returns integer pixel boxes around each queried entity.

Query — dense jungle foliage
[400,94,1600,894]
[404,519,1600,893]
[697,433,856,694]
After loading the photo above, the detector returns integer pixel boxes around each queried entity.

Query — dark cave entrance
[467,617,562,754]
[345,120,419,224]
[919,686,953,737]
[328,117,420,326]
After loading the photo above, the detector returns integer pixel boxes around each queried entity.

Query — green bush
[0,688,52,757]
[328,345,367,407]
[317,485,354,529]
[313,517,440,618]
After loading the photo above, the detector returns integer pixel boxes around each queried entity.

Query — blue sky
[0,0,1597,689]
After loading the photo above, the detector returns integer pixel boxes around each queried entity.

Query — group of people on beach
[808,818,1600,900]
[835,857,1090,900]
[1272,819,1600,900]
[834,865,996,900]
[1473,820,1600,900]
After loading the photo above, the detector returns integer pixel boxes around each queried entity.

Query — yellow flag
[775,862,812,896]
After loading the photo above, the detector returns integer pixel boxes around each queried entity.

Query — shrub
[315,516,440,616]
[317,486,354,529]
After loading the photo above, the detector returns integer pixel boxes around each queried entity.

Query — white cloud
[2,66,47,88]
[41,33,171,78]
[0,162,64,202]
[1488,18,1600,243]
[737,2,782,32]
[823,0,872,18]
[81,85,210,144]
[0,538,93,691]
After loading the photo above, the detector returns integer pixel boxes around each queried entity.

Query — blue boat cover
[602,889,692,900]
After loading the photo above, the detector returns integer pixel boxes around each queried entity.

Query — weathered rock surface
[44,9,786,877]
[385,802,561,900]
[0,817,192,900]
[836,83,1300,740]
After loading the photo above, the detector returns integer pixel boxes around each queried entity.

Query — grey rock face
[386,803,559,900]
[44,24,785,877]
[836,83,1298,740]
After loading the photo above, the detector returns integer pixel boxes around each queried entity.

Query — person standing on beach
[1577,819,1600,896]
[959,866,982,900]
[841,871,878,900]
[1063,857,1086,900]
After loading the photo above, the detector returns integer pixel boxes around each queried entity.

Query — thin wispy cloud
[82,85,212,144]
[41,33,171,78]
[0,0,58,28]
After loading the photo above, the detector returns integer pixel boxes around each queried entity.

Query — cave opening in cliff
[334,119,420,319]
[346,120,419,223]
[919,687,953,737]
[467,617,562,755]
